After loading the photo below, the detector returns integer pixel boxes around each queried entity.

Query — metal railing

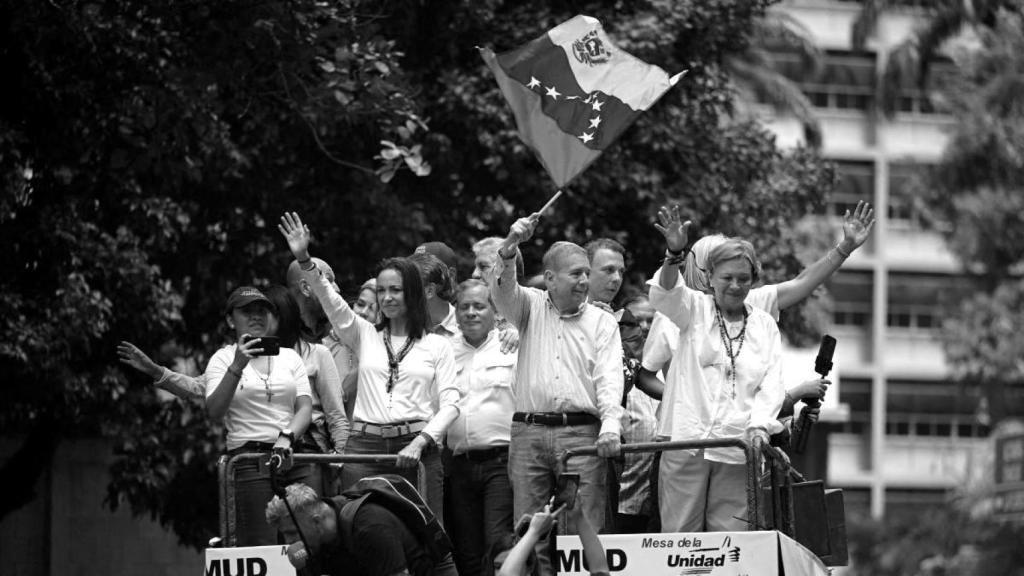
[217,452,426,546]
[559,438,797,535]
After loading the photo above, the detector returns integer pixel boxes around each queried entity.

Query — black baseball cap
[224,286,276,314]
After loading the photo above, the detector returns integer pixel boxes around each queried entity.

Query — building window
[831,160,874,218]
[767,51,876,112]
[886,305,940,332]
[834,303,870,327]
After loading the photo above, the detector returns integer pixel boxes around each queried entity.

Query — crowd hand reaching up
[791,378,830,402]
[654,205,693,253]
[278,212,313,261]
[528,499,565,536]
[117,341,163,380]
[840,201,875,253]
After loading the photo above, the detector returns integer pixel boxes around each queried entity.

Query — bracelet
[835,243,852,259]
[301,259,317,271]
[297,256,311,265]
[497,247,516,260]
[664,249,687,266]
[666,247,685,257]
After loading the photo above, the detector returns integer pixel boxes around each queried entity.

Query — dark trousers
[232,452,322,546]
[341,430,445,526]
[446,452,514,576]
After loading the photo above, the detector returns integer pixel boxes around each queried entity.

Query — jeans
[446,452,514,576]
[509,421,605,576]
[232,451,322,546]
[341,430,445,527]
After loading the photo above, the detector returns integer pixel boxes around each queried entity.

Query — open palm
[654,204,691,253]
[278,212,312,260]
[842,201,875,249]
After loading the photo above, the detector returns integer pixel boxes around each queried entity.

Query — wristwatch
[279,428,295,443]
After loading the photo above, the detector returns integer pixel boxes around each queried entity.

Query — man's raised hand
[654,205,692,254]
[507,212,541,246]
[278,212,312,261]
[841,201,875,251]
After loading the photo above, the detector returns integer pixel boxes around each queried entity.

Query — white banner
[555,531,827,576]
[204,545,296,576]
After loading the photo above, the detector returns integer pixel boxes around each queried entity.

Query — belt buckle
[526,413,537,425]
[381,425,399,439]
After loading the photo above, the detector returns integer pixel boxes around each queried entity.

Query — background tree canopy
[0,0,835,546]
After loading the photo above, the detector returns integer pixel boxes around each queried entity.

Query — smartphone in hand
[243,335,281,356]
[552,473,580,511]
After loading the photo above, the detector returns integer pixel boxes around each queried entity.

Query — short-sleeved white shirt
[205,346,311,451]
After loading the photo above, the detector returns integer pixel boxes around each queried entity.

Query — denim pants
[446,452,514,576]
[509,421,606,576]
[232,451,322,546]
[340,430,445,527]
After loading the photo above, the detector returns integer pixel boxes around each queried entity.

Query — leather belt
[352,420,427,438]
[453,446,509,461]
[512,412,599,427]
[227,441,276,455]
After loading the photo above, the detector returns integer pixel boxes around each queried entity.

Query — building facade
[762,0,990,518]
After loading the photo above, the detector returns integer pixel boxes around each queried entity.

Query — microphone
[795,335,836,454]
[815,335,836,378]
[286,542,308,569]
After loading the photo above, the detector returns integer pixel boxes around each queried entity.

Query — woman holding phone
[278,212,461,525]
[204,286,320,545]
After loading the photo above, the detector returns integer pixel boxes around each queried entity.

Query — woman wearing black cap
[205,286,320,545]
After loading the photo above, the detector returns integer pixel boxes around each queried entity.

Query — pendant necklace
[253,357,274,402]
[715,303,748,399]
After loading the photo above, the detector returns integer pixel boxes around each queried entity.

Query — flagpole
[537,189,563,216]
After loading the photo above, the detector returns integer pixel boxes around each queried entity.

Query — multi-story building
[761,0,990,519]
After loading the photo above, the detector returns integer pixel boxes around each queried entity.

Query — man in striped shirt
[491,213,624,568]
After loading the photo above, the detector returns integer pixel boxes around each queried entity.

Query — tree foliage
[909,7,1024,425]
[0,0,835,546]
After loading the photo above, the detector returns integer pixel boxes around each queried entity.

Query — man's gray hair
[542,241,587,273]
[265,483,323,527]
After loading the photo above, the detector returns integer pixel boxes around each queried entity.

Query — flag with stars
[481,14,685,188]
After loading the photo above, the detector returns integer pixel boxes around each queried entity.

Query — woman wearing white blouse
[278,212,462,525]
[648,205,785,533]
[203,286,318,545]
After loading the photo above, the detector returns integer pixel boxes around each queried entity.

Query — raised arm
[775,201,875,310]
[279,212,367,348]
[653,204,692,290]
[498,504,562,576]
[491,213,540,328]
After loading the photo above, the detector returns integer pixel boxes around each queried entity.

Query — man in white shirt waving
[490,212,624,570]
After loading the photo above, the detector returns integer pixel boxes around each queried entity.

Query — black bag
[335,474,452,564]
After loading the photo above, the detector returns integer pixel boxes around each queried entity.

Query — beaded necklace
[715,303,748,399]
